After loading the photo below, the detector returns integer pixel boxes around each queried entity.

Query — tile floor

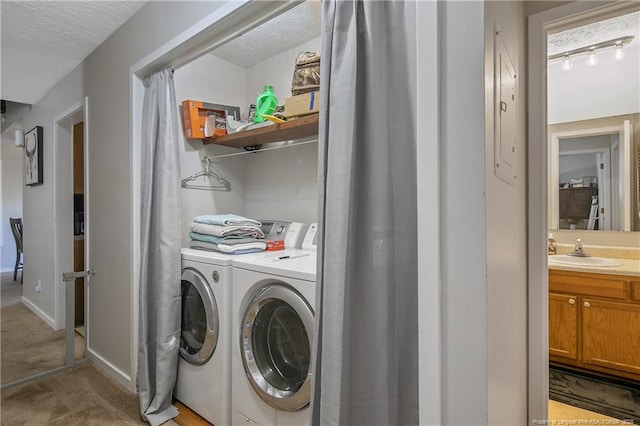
[548,400,634,424]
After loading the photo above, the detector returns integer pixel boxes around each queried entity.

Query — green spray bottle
[253,85,278,124]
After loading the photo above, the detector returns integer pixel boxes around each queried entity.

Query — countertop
[548,257,640,277]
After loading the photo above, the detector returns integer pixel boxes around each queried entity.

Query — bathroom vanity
[549,261,640,382]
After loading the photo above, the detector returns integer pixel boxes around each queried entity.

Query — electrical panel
[494,24,517,186]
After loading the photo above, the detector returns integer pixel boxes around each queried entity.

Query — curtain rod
[204,138,318,161]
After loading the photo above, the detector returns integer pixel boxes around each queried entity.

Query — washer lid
[181,247,236,266]
[233,251,317,281]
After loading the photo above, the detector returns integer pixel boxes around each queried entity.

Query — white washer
[232,252,317,426]
[176,248,236,425]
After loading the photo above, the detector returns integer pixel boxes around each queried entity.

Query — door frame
[527,1,638,422]
[52,97,89,331]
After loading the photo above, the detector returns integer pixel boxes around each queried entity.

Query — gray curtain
[137,68,181,426]
[311,1,418,425]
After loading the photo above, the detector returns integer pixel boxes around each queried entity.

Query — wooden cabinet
[73,122,84,194]
[74,239,84,325]
[549,269,640,381]
[549,293,578,360]
[581,298,640,375]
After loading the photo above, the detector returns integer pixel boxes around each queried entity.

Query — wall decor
[24,126,43,186]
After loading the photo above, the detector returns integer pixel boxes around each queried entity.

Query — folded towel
[189,232,263,245]
[189,222,264,239]
[189,240,265,254]
[193,214,261,227]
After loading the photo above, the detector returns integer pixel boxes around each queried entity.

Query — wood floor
[173,400,212,426]
[174,399,627,426]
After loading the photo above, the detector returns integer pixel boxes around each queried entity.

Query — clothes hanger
[181,157,231,191]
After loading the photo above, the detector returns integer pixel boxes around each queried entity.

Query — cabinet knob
[584,301,591,308]
[569,298,575,305]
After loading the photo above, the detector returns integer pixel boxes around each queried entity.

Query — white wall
[485,1,528,424]
[244,37,321,224]
[548,44,640,124]
[174,36,322,241]
[440,1,488,423]
[1,144,23,272]
[174,53,248,247]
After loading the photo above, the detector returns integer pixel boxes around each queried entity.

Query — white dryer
[231,252,317,426]
[176,248,235,425]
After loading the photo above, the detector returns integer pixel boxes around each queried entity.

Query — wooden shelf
[203,113,319,148]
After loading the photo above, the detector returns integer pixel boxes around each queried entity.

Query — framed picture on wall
[24,126,43,186]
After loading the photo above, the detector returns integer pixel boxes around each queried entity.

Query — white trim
[128,0,306,393]
[83,96,91,352]
[87,347,133,392]
[417,1,442,424]
[527,1,639,423]
[52,101,84,331]
[1,267,15,273]
[622,120,633,231]
[22,296,56,329]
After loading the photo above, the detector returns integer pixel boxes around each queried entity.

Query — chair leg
[14,259,18,282]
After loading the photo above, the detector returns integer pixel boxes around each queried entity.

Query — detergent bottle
[253,85,278,124]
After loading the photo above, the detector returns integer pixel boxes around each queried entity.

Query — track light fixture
[549,35,634,70]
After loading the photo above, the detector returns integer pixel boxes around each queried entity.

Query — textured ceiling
[0,0,146,105]
[548,11,640,55]
[211,1,321,68]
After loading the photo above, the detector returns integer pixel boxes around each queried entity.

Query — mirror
[548,116,638,231]
[547,10,640,232]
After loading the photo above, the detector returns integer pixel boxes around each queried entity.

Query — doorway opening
[528,2,640,423]
[53,99,89,340]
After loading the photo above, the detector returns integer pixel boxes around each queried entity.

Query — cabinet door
[582,298,640,375]
[549,293,578,360]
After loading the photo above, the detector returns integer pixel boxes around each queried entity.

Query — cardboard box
[181,100,241,139]
[265,240,285,251]
[284,91,319,118]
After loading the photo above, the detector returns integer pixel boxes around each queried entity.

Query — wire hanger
[181,157,231,191]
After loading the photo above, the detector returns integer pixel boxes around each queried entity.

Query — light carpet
[1,363,178,425]
[1,302,84,385]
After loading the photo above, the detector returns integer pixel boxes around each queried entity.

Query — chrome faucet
[567,238,591,257]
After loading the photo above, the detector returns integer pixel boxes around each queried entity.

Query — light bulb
[586,48,599,66]
[613,44,624,60]
[561,55,573,71]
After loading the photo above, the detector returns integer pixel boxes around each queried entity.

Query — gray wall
[18,1,228,384]
[485,1,528,424]
[82,0,228,383]
[20,65,85,326]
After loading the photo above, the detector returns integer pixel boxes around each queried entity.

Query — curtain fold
[311,1,418,425]
[137,68,182,426]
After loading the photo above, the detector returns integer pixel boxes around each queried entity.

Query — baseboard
[1,267,15,273]
[21,296,56,329]
[87,347,134,393]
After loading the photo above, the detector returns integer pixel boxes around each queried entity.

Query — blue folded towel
[193,214,261,227]
[189,232,262,245]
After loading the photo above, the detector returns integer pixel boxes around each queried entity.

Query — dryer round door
[240,283,314,412]
[180,267,219,365]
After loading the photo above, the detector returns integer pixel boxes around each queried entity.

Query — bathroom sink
[548,255,622,267]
